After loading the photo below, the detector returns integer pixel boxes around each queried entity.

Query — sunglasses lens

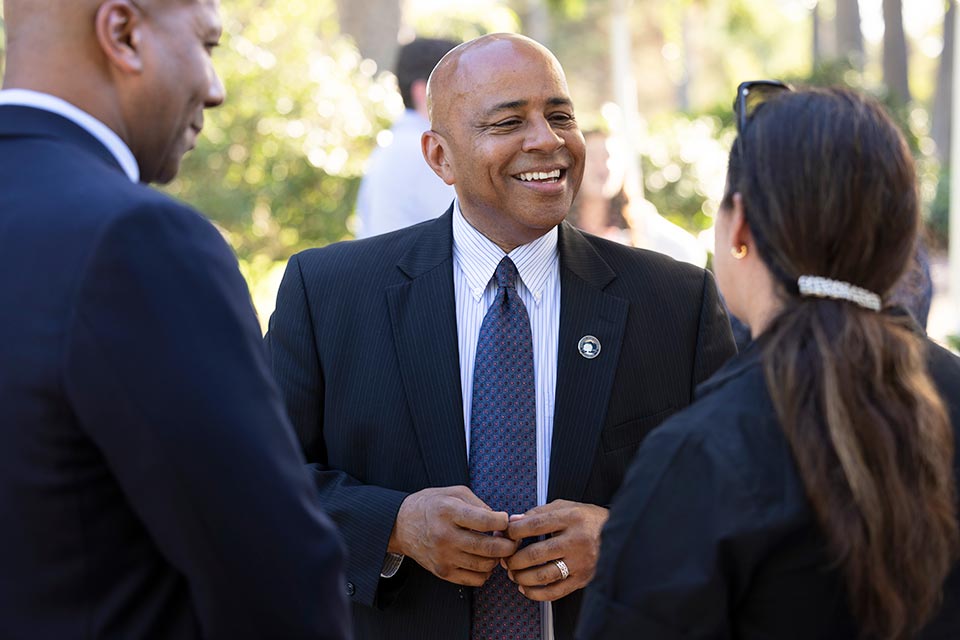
[735,81,791,143]
[743,84,787,119]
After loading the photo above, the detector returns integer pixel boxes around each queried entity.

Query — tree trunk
[882,0,911,103]
[835,0,864,70]
[812,2,822,70]
[677,9,691,111]
[336,0,403,74]
[934,1,955,164]
[518,0,552,48]
[609,0,642,193]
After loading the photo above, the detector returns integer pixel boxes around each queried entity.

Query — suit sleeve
[62,202,351,640]
[575,425,756,640]
[266,254,410,609]
[692,269,737,388]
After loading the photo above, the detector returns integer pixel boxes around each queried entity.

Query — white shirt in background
[356,110,455,238]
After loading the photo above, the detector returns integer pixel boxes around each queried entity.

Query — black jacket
[577,321,960,639]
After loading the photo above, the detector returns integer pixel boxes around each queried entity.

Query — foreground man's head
[2,0,225,184]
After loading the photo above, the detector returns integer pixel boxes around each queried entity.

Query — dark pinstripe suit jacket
[266,209,736,640]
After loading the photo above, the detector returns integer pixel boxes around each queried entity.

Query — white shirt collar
[452,199,559,305]
[0,89,140,183]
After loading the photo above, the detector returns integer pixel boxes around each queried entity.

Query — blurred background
[0,0,956,348]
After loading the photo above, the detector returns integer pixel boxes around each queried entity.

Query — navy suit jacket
[0,105,350,639]
[266,211,737,640]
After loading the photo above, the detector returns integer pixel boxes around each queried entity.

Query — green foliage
[165,0,399,263]
[545,0,586,20]
[407,4,520,42]
[949,334,960,353]
[638,52,947,242]
[640,114,733,234]
[931,166,950,248]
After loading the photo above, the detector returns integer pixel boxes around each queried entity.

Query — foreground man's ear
[95,0,145,74]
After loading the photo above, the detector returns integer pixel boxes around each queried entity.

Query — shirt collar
[452,199,559,305]
[0,89,140,183]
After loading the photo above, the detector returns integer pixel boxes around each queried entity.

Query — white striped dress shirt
[453,201,560,640]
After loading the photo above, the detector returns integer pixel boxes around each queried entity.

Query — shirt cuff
[380,552,404,578]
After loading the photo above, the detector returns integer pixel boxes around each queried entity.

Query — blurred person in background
[0,0,349,637]
[355,36,458,238]
[565,130,631,243]
[577,84,960,639]
[567,129,707,267]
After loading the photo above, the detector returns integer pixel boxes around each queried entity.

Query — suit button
[346,582,356,597]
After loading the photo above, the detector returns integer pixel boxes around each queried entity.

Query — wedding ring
[554,559,570,581]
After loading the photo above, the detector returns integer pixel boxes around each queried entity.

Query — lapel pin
[578,335,601,359]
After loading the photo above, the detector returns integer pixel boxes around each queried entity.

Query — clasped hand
[388,486,608,601]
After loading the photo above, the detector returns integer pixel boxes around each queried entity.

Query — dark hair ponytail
[727,87,958,639]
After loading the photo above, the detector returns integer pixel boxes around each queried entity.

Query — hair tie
[797,276,881,311]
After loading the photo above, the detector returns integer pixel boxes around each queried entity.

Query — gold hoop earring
[730,244,748,260]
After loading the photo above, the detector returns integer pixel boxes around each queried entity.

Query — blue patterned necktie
[469,256,540,640]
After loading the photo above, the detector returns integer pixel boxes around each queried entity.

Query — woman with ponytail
[576,85,960,640]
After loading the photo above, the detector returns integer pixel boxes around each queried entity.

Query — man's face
[432,40,585,250]
[131,0,224,184]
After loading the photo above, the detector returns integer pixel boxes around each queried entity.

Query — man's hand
[502,500,609,601]
[387,486,518,587]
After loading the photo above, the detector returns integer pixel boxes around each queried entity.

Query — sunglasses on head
[734,80,793,156]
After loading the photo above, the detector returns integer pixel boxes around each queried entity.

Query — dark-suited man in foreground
[267,33,736,640]
[0,0,350,638]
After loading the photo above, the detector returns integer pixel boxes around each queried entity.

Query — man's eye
[550,113,574,124]
[493,119,521,128]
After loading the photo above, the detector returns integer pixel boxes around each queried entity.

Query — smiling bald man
[267,33,736,640]
[0,1,350,638]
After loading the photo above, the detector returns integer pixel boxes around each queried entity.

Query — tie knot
[494,257,519,290]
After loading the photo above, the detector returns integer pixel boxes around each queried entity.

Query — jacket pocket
[600,406,678,452]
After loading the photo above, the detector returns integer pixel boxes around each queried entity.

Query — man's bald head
[3,0,178,58]
[426,33,566,133]
[420,32,584,252]
[4,0,97,58]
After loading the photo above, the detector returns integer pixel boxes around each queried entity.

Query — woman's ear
[421,131,455,185]
[730,193,755,255]
[94,0,145,74]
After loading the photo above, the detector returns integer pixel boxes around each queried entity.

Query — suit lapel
[548,223,630,502]
[386,209,470,488]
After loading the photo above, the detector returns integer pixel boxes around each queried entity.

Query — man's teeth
[517,169,561,182]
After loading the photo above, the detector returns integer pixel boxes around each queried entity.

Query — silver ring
[554,559,570,581]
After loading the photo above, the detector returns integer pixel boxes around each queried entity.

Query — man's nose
[206,67,226,108]
[521,115,564,153]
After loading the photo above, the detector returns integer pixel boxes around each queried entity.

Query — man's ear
[95,0,145,74]
[422,130,455,185]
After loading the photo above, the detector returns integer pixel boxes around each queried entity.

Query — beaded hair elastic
[797,275,882,311]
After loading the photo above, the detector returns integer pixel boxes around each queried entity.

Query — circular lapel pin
[578,335,601,359]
